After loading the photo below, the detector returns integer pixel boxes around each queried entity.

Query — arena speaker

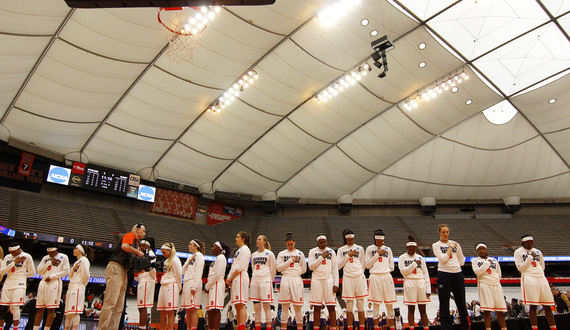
[337,194,353,216]
[262,192,277,217]
[419,196,436,216]
[502,195,521,214]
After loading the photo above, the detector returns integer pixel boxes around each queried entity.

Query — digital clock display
[14,230,114,249]
[84,164,130,197]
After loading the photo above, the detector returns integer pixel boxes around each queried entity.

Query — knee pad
[0,306,8,319]
[11,307,20,321]
[385,305,394,319]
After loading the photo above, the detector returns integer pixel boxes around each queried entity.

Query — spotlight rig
[370,35,394,78]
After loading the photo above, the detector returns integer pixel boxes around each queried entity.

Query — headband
[345,234,355,239]
[190,240,199,247]
[475,243,487,251]
[215,241,224,252]
[76,245,85,254]
[139,240,149,246]
[8,245,20,252]
[47,247,58,252]
[161,245,172,250]
[522,236,534,242]
[406,242,417,247]
[316,235,326,241]
[375,235,385,240]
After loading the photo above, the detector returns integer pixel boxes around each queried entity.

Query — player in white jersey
[308,234,338,330]
[0,242,35,330]
[250,235,276,330]
[514,235,556,330]
[136,239,157,330]
[65,244,94,330]
[206,241,230,330]
[337,229,367,330]
[35,242,70,330]
[432,224,468,330]
[182,239,206,330]
[364,229,395,330]
[472,243,507,330]
[158,242,183,330]
[398,236,430,330]
[226,231,252,330]
[276,233,307,330]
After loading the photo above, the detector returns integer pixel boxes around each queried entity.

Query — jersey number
[412,269,417,274]
[349,257,354,263]
[290,263,294,268]
[487,269,492,274]
[532,261,537,267]
[378,256,383,262]
[322,260,326,265]
[256,264,260,270]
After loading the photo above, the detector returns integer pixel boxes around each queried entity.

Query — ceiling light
[466,99,473,105]
[548,98,556,104]
[361,19,369,26]
[370,30,378,36]
[418,42,426,50]
[419,62,426,68]
[451,86,459,93]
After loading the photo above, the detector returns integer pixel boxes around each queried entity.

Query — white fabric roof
[2,0,570,202]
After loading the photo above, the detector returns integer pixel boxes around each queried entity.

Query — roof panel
[0,0,69,35]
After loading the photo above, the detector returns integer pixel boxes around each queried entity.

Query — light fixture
[370,30,378,36]
[207,69,259,114]
[314,63,370,103]
[370,35,393,78]
[418,42,426,50]
[361,19,369,26]
[402,69,469,109]
[548,98,556,104]
[315,0,360,26]
[419,61,426,68]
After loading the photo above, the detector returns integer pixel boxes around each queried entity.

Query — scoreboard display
[46,162,155,203]
[14,230,114,250]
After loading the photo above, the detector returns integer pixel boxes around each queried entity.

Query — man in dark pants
[22,292,36,330]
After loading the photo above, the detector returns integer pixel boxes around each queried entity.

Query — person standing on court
[432,224,469,330]
[308,234,339,330]
[250,235,276,330]
[337,229,367,330]
[471,242,507,330]
[276,233,306,330]
[64,244,94,330]
[98,223,146,330]
[0,242,36,330]
[514,235,557,330]
[35,242,70,330]
[226,232,252,330]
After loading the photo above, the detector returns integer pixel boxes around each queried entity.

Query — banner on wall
[207,200,245,225]
[18,152,35,176]
[0,152,48,192]
[149,187,197,220]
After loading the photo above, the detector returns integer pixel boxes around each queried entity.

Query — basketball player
[136,239,156,330]
[226,231,252,330]
[276,233,307,330]
[205,241,230,330]
[0,242,36,329]
[337,229,367,330]
[308,234,338,330]
[514,235,557,330]
[250,235,276,330]
[158,242,183,330]
[65,244,94,330]
[398,236,430,330]
[365,229,396,330]
[182,239,206,330]
[35,242,70,330]
[472,243,507,330]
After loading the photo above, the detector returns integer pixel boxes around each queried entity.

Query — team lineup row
[0,241,95,330]
[129,224,558,330]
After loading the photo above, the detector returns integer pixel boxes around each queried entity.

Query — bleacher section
[2,186,570,258]
[16,190,119,243]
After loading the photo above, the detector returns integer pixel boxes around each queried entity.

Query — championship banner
[149,187,197,220]
[0,152,48,192]
[207,200,245,225]
[18,152,35,176]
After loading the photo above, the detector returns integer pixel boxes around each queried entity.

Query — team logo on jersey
[168,302,171,307]
[140,299,143,304]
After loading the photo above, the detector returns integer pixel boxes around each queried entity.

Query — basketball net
[158,7,212,63]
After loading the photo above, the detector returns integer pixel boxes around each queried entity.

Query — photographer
[98,223,146,330]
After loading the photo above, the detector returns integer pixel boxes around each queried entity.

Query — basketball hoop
[158,6,219,63]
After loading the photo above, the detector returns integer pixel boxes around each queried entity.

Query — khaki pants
[98,261,128,330]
